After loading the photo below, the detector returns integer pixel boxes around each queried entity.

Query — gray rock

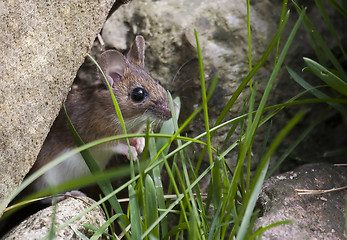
[255,163,347,239]
[101,0,347,184]
[101,0,285,177]
[0,0,115,213]
[2,196,106,239]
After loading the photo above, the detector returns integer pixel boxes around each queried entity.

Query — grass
[1,0,347,239]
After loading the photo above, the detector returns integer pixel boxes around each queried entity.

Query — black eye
[131,87,148,102]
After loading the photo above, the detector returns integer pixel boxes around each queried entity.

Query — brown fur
[28,35,174,190]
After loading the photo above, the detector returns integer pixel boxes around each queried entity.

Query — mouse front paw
[41,190,87,204]
[112,142,139,160]
[129,137,145,153]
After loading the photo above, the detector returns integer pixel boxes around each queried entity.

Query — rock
[255,163,347,239]
[2,196,106,239]
[0,0,115,214]
[100,0,284,175]
[100,0,347,182]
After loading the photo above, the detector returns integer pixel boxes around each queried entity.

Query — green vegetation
[1,0,346,239]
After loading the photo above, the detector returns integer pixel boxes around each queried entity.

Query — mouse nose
[152,100,176,120]
[160,103,172,120]
[163,101,179,120]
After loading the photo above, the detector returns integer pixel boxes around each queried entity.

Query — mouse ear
[127,35,145,68]
[97,50,126,88]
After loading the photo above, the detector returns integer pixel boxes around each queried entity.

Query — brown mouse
[28,35,174,192]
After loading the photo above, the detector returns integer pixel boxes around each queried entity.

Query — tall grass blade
[303,57,347,94]
[194,29,213,166]
[196,9,291,177]
[249,220,292,239]
[90,213,122,240]
[63,105,126,225]
[266,109,327,178]
[129,184,142,240]
[236,111,305,240]
[214,10,290,127]
[222,8,305,238]
[293,2,347,80]
[327,0,347,18]
[287,66,347,116]
[86,53,136,172]
[145,175,160,240]
[315,0,347,62]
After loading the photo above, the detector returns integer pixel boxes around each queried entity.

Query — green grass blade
[207,198,223,240]
[47,202,57,240]
[293,3,347,80]
[287,66,347,116]
[151,163,168,238]
[70,226,89,240]
[247,0,253,89]
[245,83,257,190]
[63,105,126,225]
[196,9,291,176]
[236,111,304,240]
[303,57,347,94]
[222,8,305,238]
[315,0,347,62]
[327,0,347,18]
[324,148,347,157]
[213,10,290,128]
[275,0,288,65]
[249,220,292,239]
[142,160,215,239]
[145,175,160,240]
[163,222,189,240]
[194,29,213,167]
[188,207,200,240]
[266,109,327,178]
[129,184,142,240]
[90,213,122,240]
[87,53,136,170]
[83,224,113,239]
[195,29,222,212]
[156,96,180,154]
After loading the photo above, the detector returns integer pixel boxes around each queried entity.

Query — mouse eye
[131,87,148,103]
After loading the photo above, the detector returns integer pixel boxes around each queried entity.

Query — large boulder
[255,163,347,239]
[101,0,347,173]
[0,0,115,214]
[2,196,106,239]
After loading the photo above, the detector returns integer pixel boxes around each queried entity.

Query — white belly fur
[37,147,113,191]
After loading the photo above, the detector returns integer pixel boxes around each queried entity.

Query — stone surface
[255,163,347,239]
[101,0,281,176]
[0,0,115,213]
[99,0,347,183]
[2,196,106,239]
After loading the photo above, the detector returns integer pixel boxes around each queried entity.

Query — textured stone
[2,196,106,239]
[0,0,115,214]
[255,163,347,239]
[101,0,281,174]
[100,0,347,182]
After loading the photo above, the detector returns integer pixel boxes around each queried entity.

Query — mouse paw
[113,143,138,160]
[129,137,145,153]
[43,190,87,204]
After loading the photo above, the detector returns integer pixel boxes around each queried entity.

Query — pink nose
[160,101,178,120]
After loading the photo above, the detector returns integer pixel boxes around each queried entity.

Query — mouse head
[97,35,173,122]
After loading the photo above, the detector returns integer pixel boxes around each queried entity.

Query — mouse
[27,35,175,193]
